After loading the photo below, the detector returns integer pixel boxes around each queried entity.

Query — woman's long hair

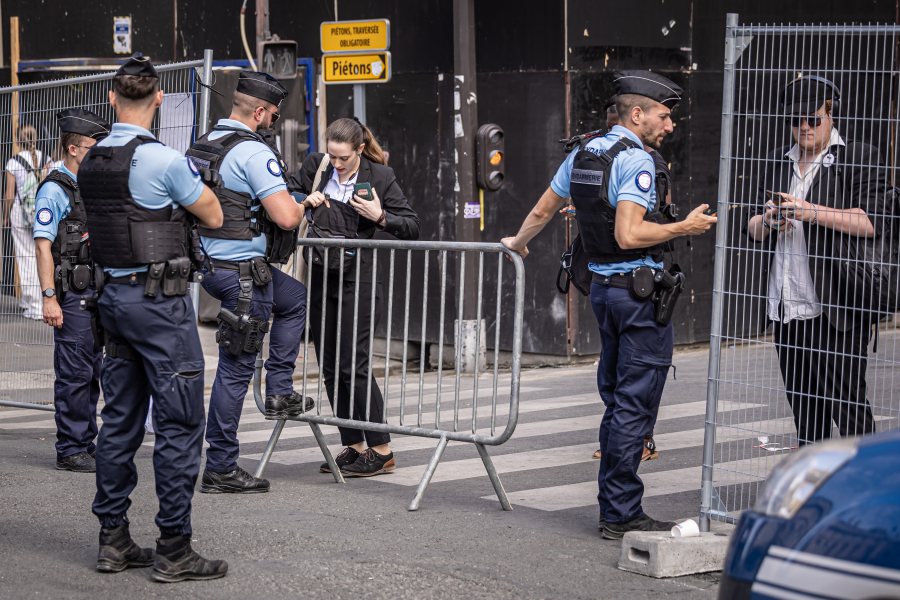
[16,124,39,171]
[325,118,387,166]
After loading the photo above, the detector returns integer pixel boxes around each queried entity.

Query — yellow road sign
[322,52,391,85]
[321,19,390,53]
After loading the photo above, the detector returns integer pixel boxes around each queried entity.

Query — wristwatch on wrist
[42,288,56,299]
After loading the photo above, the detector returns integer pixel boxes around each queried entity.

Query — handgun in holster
[79,293,105,349]
[653,265,685,326]
[215,307,269,358]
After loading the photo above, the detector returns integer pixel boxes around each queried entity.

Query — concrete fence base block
[618,531,732,578]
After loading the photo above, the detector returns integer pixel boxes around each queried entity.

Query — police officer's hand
[43,297,63,329]
[559,206,576,220]
[501,237,529,259]
[681,204,718,236]
[303,191,331,210]
[350,187,385,224]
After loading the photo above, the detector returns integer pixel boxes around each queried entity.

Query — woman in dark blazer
[288,117,419,477]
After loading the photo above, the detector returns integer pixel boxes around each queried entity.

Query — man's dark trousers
[591,281,672,524]
[774,315,875,444]
[202,267,306,473]
[53,286,102,459]
[91,283,205,536]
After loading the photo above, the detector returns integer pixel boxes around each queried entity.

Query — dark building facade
[4,0,896,358]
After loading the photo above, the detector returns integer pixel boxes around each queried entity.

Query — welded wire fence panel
[0,59,205,410]
[250,239,525,510]
[702,17,900,525]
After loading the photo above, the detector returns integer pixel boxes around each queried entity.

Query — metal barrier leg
[408,435,449,511]
[309,422,344,484]
[254,419,286,479]
[476,443,512,511]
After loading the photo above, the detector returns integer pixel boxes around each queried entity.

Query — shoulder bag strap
[291,154,331,279]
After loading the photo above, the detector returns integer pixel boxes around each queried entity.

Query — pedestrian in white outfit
[4,124,47,320]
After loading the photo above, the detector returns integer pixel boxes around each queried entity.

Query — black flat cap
[781,75,840,114]
[614,71,683,109]
[57,109,111,140]
[604,95,618,111]
[116,53,158,79]
[236,71,288,107]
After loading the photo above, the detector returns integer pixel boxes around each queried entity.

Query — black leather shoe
[265,391,315,419]
[602,514,677,540]
[320,446,360,473]
[97,524,156,572]
[200,466,269,494]
[340,448,395,477]
[56,451,95,473]
[151,535,228,583]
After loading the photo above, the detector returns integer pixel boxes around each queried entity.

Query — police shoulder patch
[267,158,282,177]
[636,171,653,192]
[186,156,200,176]
[36,208,53,226]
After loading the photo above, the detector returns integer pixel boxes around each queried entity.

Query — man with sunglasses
[187,71,312,494]
[746,75,887,443]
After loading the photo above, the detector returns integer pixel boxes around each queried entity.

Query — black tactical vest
[187,126,263,241]
[36,171,90,268]
[78,136,191,269]
[569,138,666,265]
[186,125,298,264]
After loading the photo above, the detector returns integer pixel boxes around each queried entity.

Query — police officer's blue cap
[57,109,111,140]
[236,71,288,108]
[116,53,158,79]
[614,71,683,109]
[781,75,840,114]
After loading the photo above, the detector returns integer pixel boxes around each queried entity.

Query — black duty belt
[592,272,630,290]
[107,272,149,285]
[209,258,247,272]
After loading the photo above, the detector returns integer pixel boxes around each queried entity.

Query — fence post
[700,12,738,533]
[191,48,214,319]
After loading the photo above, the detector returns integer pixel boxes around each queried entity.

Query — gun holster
[653,265,685,326]
[214,261,269,357]
[79,294,104,349]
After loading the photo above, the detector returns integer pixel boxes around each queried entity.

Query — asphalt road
[0,340,730,600]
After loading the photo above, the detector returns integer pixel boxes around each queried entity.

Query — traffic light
[476,124,505,191]
[258,40,298,79]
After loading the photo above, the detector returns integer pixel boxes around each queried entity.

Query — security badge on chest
[823,153,835,168]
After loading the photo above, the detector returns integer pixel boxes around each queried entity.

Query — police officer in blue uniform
[502,71,716,539]
[80,54,227,581]
[33,109,109,473]
[186,71,309,495]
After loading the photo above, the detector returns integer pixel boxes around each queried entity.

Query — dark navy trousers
[591,282,673,524]
[53,287,102,459]
[202,267,306,474]
[91,284,206,537]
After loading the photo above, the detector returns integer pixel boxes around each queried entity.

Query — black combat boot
[96,524,156,572]
[56,451,95,473]
[265,391,315,419]
[150,535,228,583]
[200,466,270,494]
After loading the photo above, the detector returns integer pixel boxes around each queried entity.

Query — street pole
[353,83,366,124]
[453,0,482,372]
[255,0,269,68]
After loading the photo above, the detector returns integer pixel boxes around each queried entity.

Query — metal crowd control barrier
[701,15,900,530]
[0,52,214,411]
[251,238,525,511]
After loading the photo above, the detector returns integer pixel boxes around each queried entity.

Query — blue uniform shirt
[200,119,287,262]
[551,124,662,276]
[33,164,77,242]
[96,123,204,276]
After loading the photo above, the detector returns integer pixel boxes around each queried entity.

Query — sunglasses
[260,105,281,124]
[785,115,825,128]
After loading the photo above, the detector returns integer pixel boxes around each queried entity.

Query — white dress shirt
[322,166,358,204]
[767,127,845,323]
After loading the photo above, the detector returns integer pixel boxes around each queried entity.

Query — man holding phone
[186,72,313,494]
[746,75,885,444]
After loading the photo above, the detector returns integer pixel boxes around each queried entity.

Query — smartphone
[565,209,576,216]
[703,207,717,217]
[354,182,374,201]
[764,190,783,205]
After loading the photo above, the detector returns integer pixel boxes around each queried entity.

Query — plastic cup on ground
[671,519,700,538]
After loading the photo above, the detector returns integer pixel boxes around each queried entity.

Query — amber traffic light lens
[489,151,503,165]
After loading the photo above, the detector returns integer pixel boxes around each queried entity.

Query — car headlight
[755,438,858,519]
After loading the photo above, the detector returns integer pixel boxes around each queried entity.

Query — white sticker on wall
[114,16,132,54]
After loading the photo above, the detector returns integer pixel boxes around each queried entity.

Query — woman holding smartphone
[288,117,419,477]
